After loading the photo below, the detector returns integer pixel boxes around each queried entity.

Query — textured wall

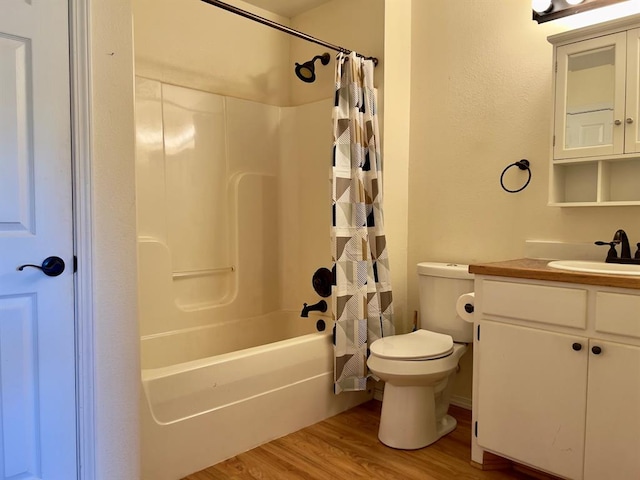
[382,0,412,332]
[289,0,385,106]
[89,0,140,478]
[407,0,640,299]
[133,0,292,105]
[405,0,640,403]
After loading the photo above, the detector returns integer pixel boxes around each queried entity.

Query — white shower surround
[140,311,369,480]
[136,79,370,478]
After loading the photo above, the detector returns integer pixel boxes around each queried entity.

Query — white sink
[547,260,640,276]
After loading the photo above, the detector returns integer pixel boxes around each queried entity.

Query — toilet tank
[417,262,474,343]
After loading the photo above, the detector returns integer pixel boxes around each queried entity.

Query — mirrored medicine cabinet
[548,14,640,206]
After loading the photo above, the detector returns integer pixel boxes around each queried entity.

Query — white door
[0,1,77,479]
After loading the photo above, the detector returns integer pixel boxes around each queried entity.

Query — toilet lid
[370,330,454,360]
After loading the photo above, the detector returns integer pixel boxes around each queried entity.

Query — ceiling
[242,0,332,18]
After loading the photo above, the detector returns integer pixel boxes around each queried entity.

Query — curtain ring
[500,159,531,193]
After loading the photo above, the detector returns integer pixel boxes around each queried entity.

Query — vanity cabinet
[472,277,640,480]
[548,15,640,206]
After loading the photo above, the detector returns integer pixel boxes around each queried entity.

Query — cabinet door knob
[572,342,582,351]
[627,117,634,124]
[592,345,602,355]
[614,119,622,125]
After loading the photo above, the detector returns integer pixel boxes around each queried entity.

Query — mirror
[564,45,616,149]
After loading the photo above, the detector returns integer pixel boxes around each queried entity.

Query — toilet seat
[370,329,454,361]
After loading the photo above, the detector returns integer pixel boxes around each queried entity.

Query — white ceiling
[242,0,332,18]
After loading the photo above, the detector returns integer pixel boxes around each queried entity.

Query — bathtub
[140,310,371,480]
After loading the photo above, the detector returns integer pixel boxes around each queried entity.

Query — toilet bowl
[366,262,474,450]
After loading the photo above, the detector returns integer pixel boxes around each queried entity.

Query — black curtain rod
[200,0,378,65]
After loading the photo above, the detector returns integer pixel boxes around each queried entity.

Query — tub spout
[301,300,327,317]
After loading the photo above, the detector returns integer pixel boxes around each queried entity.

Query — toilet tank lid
[417,262,473,279]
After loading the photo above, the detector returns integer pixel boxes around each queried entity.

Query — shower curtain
[332,51,395,394]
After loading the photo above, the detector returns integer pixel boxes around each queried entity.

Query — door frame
[69,1,96,478]
[65,0,140,478]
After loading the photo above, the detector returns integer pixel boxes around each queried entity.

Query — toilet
[367,262,473,450]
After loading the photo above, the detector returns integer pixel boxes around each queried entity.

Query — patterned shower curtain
[332,52,395,394]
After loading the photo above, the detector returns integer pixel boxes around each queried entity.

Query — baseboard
[471,452,562,479]
[450,394,472,410]
[470,451,512,471]
[373,383,384,401]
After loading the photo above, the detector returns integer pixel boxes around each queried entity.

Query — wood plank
[182,401,562,480]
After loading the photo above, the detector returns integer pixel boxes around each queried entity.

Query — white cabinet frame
[471,275,640,479]
[548,14,640,206]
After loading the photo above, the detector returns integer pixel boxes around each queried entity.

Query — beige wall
[290,0,385,106]
[133,0,292,105]
[403,1,640,402]
[133,0,385,108]
[382,0,412,332]
[88,0,140,478]
[406,0,640,306]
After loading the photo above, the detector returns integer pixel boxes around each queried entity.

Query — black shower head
[294,52,331,83]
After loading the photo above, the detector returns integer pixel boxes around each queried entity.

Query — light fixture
[532,0,553,13]
[532,0,628,23]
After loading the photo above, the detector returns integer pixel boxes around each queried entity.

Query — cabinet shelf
[550,157,640,205]
[552,152,640,164]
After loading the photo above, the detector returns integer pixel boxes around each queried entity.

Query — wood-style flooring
[183,400,557,480]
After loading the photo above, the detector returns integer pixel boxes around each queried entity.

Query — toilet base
[378,382,457,450]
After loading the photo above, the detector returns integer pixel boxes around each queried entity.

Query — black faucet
[595,229,640,264]
[300,300,327,317]
[613,229,632,258]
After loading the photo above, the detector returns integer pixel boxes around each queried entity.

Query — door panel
[477,321,588,480]
[0,295,38,478]
[584,340,640,480]
[554,32,627,159]
[0,34,33,233]
[0,1,76,479]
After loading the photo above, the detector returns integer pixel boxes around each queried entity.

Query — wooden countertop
[469,258,640,290]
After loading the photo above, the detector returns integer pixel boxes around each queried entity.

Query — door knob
[614,119,622,125]
[626,117,634,124]
[572,342,582,351]
[591,345,602,355]
[17,256,66,277]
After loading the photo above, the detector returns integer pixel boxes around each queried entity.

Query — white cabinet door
[477,321,588,480]
[0,1,77,479]
[554,32,627,159]
[625,27,640,154]
[584,340,640,480]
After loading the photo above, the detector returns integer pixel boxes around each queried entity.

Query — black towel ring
[500,159,531,193]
